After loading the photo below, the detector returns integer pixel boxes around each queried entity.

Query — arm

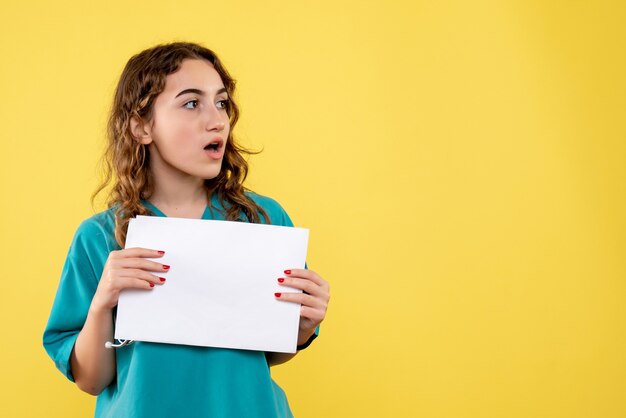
[70,306,116,395]
[265,352,297,367]
[70,248,168,395]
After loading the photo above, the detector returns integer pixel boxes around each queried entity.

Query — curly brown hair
[93,41,269,247]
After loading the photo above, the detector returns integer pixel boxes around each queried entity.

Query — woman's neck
[148,171,208,219]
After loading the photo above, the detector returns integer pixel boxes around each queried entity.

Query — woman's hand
[72,247,169,395]
[91,248,169,312]
[275,268,330,346]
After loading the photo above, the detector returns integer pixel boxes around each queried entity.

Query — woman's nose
[205,105,226,132]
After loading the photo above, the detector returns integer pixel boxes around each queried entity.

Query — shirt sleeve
[42,218,111,381]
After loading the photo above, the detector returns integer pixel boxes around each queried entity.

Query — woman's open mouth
[204,138,225,160]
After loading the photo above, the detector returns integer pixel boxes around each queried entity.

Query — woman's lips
[204,139,225,160]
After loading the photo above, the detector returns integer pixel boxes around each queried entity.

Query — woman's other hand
[275,268,330,346]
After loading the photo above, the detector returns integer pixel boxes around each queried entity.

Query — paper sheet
[114,216,309,353]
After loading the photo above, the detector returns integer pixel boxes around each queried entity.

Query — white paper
[115,216,309,353]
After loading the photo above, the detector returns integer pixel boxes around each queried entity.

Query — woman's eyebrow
[175,87,227,98]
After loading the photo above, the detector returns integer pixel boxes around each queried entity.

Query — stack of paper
[115,216,309,353]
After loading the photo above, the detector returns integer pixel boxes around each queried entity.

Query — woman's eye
[184,100,199,109]
[216,99,230,109]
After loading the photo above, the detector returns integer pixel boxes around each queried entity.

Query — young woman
[43,42,330,418]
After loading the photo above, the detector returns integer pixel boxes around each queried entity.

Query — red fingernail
[275,292,282,297]
[163,265,170,270]
[150,283,155,288]
[278,278,285,283]
[160,277,166,282]
[158,251,165,255]
[284,270,291,275]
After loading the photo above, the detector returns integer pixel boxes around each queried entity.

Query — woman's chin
[202,165,223,181]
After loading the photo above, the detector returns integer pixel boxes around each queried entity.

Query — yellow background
[1,1,624,417]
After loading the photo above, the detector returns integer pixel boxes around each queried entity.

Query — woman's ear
[130,116,153,145]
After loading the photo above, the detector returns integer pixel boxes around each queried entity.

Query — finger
[274,292,326,309]
[118,269,167,285]
[113,248,166,259]
[284,269,328,288]
[278,277,324,297]
[300,305,326,322]
[113,276,159,291]
[112,258,171,272]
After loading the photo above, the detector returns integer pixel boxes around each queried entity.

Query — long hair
[93,41,269,247]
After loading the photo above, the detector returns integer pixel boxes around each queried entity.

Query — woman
[43,41,329,418]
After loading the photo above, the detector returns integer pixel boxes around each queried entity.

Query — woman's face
[142,58,231,181]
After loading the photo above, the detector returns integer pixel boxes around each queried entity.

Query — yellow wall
[1,1,624,417]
